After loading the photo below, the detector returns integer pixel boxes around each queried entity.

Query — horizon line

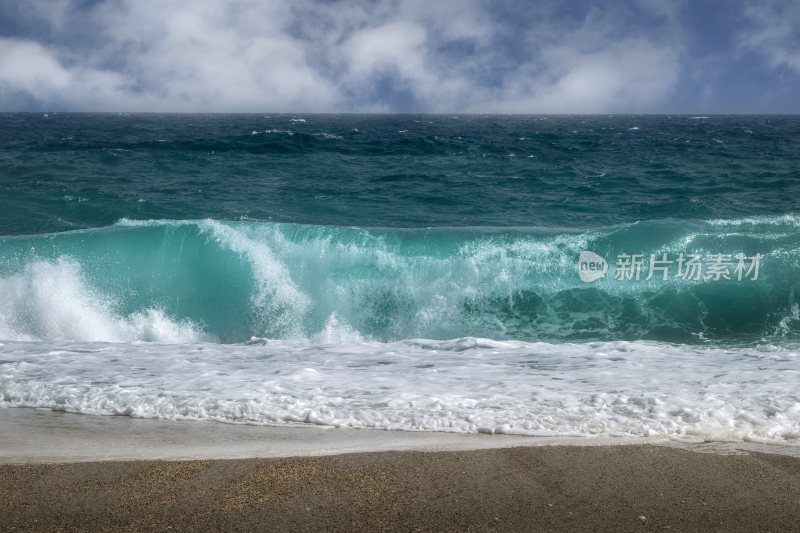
[3,111,799,116]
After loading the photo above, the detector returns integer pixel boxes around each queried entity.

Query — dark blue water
[2,114,799,234]
[0,114,799,344]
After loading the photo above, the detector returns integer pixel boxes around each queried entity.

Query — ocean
[0,113,798,443]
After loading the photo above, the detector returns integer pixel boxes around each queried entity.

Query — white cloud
[341,21,431,94]
[0,38,71,91]
[740,0,800,74]
[0,0,684,112]
[0,37,133,109]
[484,39,680,113]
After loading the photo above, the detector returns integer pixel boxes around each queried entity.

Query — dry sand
[2,444,800,532]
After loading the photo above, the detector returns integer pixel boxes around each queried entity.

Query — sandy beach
[2,410,800,532]
[3,445,800,532]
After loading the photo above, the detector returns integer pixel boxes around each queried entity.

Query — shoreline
[3,407,799,465]
[0,408,654,464]
[2,409,800,531]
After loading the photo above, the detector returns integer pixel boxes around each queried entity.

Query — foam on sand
[2,409,797,464]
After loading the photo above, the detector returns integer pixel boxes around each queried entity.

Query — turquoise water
[1,114,799,441]
[0,217,797,344]
[1,114,798,344]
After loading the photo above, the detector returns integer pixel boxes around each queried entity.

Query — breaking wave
[0,216,798,344]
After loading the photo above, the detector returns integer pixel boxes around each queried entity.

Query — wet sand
[2,444,800,532]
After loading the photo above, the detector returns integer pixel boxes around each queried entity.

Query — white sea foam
[707,213,800,227]
[1,338,798,444]
[312,132,343,140]
[258,129,294,135]
[311,313,364,344]
[0,258,205,343]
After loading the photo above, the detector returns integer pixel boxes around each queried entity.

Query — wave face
[0,217,798,344]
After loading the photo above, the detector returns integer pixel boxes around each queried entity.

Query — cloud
[495,40,679,113]
[740,0,800,75]
[0,0,684,112]
[0,38,71,91]
[0,37,132,110]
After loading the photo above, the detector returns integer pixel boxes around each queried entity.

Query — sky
[0,0,798,113]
